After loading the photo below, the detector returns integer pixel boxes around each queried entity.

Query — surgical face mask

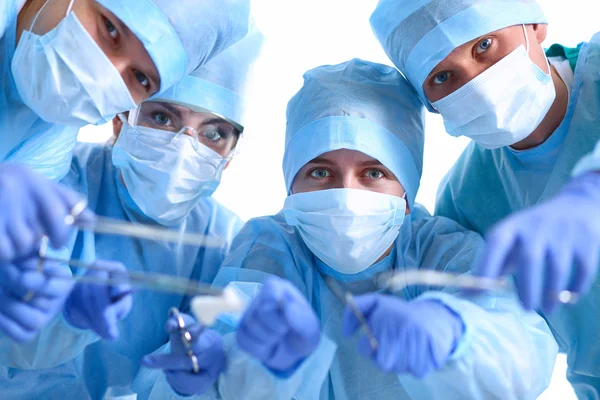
[283,188,406,275]
[112,116,231,226]
[11,0,137,127]
[431,25,556,149]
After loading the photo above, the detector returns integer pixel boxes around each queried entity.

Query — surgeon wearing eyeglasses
[0,27,263,400]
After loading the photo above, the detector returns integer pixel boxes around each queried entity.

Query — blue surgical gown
[0,0,79,181]
[0,142,244,399]
[435,34,600,399]
[141,207,558,400]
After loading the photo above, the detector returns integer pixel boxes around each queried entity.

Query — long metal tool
[323,276,379,351]
[377,270,578,305]
[40,255,223,297]
[69,216,226,248]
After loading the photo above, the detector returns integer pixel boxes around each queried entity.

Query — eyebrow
[305,157,336,166]
[154,103,184,120]
[359,160,385,167]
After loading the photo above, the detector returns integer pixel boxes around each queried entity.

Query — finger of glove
[236,324,275,361]
[30,181,71,249]
[165,371,212,397]
[55,185,94,223]
[95,304,123,340]
[0,228,16,263]
[569,245,599,296]
[514,237,545,310]
[284,300,320,347]
[142,353,198,371]
[0,292,48,331]
[343,294,379,337]
[375,326,399,373]
[242,299,287,337]
[7,217,37,261]
[543,244,572,313]
[478,223,519,279]
[356,332,377,360]
[0,312,37,343]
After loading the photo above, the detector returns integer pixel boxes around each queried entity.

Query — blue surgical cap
[283,58,425,207]
[370,0,547,110]
[155,26,265,131]
[96,0,251,96]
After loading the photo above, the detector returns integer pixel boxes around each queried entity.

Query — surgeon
[370,1,600,397]
[1,0,250,180]
[141,59,557,400]
[0,27,264,399]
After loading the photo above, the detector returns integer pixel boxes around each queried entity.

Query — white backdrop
[78,1,599,397]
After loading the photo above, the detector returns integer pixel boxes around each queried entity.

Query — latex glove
[142,313,225,396]
[236,276,320,375]
[0,255,74,342]
[478,172,600,312]
[63,260,133,340]
[0,164,92,263]
[343,294,464,378]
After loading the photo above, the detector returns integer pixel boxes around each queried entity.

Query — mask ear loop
[29,0,76,31]
[523,24,551,75]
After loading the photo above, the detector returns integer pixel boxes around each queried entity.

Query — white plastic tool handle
[190,286,246,327]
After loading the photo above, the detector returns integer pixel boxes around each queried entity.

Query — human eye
[201,129,224,143]
[150,111,172,127]
[476,37,493,54]
[432,71,452,85]
[309,168,331,179]
[364,169,385,179]
[133,70,150,90]
[103,17,119,40]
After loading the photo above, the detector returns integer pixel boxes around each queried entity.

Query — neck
[510,65,569,151]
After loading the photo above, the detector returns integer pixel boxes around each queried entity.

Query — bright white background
[79,1,598,397]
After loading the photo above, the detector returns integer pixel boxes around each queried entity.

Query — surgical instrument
[323,275,379,351]
[377,270,579,305]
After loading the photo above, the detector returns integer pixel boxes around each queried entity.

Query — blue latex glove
[142,313,225,396]
[63,260,133,340]
[478,172,600,312]
[236,276,320,375]
[0,164,91,263]
[343,294,464,378]
[0,255,74,342]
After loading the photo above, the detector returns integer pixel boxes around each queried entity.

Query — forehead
[140,101,222,123]
[306,149,383,165]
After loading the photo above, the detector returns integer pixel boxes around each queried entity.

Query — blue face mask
[112,118,231,226]
[11,0,136,127]
[431,25,556,149]
[282,188,407,275]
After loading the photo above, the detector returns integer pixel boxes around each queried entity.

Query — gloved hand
[0,256,74,342]
[0,164,92,263]
[343,294,464,378]
[142,313,225,396]
[236,276,320,375]
[63,260,133,340]
[477,172,600,312]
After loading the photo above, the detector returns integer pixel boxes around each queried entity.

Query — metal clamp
[169,307,200,374]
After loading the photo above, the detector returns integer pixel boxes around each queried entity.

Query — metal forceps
[323,276,379,352]
[377,269,579,305]
[33,200,226,297]
[169,307,200,374]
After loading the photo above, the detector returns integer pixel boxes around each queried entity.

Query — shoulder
[60,142,112,195]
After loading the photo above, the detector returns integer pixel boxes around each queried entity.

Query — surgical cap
[370,0,547,110]
[283,58,425,207]
[155,26,265,132]
[96,0,251,96]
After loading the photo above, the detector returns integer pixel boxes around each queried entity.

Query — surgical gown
[142,208,557,400]
[435,34,600,399]
[0,142,244,399]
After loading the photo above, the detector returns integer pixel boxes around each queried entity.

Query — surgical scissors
[377,270,578,305]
